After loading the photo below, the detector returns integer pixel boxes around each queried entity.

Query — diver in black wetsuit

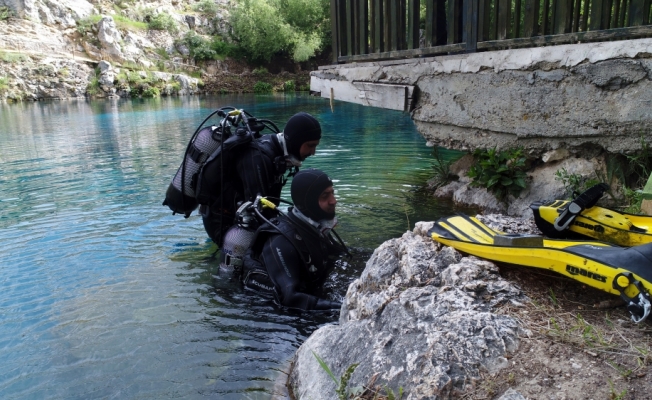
[199,112,322,246]
[241,169,348,311]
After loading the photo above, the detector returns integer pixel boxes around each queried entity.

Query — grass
[0,50,28,63]
[0,76,8,92]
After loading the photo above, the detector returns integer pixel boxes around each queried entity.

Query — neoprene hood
[283,112,321,159]
[291,168,334,221]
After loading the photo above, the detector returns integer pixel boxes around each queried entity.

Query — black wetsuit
[242,210,343,311]
[200,134,290,244]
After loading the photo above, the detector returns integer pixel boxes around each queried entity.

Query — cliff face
[0,0,230,101]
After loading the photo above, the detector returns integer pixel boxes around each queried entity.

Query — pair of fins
[428,184,652,323]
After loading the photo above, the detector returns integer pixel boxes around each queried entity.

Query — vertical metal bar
[408,0,420,49]
[330,0,339,62]
[345,0,353,54]
[620,0,629,26]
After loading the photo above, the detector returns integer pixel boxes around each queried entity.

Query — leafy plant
[87,74,101,96]
[623,136,652,189]
[467,147,527,200]
[252,67,268,76]
[76,15,103,36]
[0,76,9,92]
[229,0,329,62]
[313,352,359,400]
[283,80,296,92]
[194,0,219,16]
[253,81,272,93]
[1,6,14,21]
[429,147,455,189]
[148,12,178,34]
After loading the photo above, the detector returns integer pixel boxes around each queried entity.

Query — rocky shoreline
[288,215,652,400]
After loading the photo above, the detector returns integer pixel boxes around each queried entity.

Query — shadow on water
[0,94,476,399]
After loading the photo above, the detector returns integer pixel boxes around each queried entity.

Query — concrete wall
[311,39,652,158]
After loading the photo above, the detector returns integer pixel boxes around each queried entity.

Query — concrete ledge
[310,77,415,112]
[311,38,652,157]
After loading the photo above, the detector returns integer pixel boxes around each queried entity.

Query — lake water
[0,94,465,399]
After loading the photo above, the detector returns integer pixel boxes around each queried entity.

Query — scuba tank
[163,107,281,218]
[164,124,227,217]
[220,200,258,272]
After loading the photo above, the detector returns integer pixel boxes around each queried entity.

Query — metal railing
[330,0,652,63]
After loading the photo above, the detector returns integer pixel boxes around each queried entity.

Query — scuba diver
[200,111,322,250]
[240,169,349,311]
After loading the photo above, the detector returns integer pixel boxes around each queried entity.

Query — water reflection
[0,95,467,399]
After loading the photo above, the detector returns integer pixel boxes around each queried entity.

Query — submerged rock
[288,221,529,400]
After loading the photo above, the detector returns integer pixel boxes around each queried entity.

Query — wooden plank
[590,0,604,29]
[476,24,652,49]
[478,0,491,40]
[370,0,376,51]
[338,0,348,56]
[611,0,621,28]
[359,0,369,53]
[390,0,399,50]
[337,43,466,62]
[408,0,420,49]
[383,0,391,50]
[374,0,383,52]
[523,0,541,36]
[330,0,339,62]
[573,0,581,31]
[629,0,651,25]
[620,0,629,27]
[400,0,407,50]
[581,0,590,30]
[448,0,463,43]
[542,0,550,34]
[553,0,573,33]
[603,0,614,28]
[345,0,353,55]
[425,0,434,45]
[466,0,479,50]
[497,0,511,39]
[514,0,522,37]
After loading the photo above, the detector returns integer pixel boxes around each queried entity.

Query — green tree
[229,0,330,62]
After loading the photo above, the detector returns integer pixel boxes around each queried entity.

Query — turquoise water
[0,94,464,399]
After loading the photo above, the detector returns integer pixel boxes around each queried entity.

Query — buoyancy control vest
[242,212,340,290]
[163,107,281,218]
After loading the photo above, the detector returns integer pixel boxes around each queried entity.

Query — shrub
[141,85,160,97]
[283,80,296,92]
[468,147,528,200]
[76,15,103,36]
[1,6,14,21]
[229,0,291,62]
[87,76,101,96]
[194,0,219,15]
[253,81,273,93]
[0,76,9,92]
[252,67,268,76]
[229,0,330,62]
[148,12,178,34]
[114,14,148,31]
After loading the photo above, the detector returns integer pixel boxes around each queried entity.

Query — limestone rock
[97,16,124,62]
[289,226,528,400]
